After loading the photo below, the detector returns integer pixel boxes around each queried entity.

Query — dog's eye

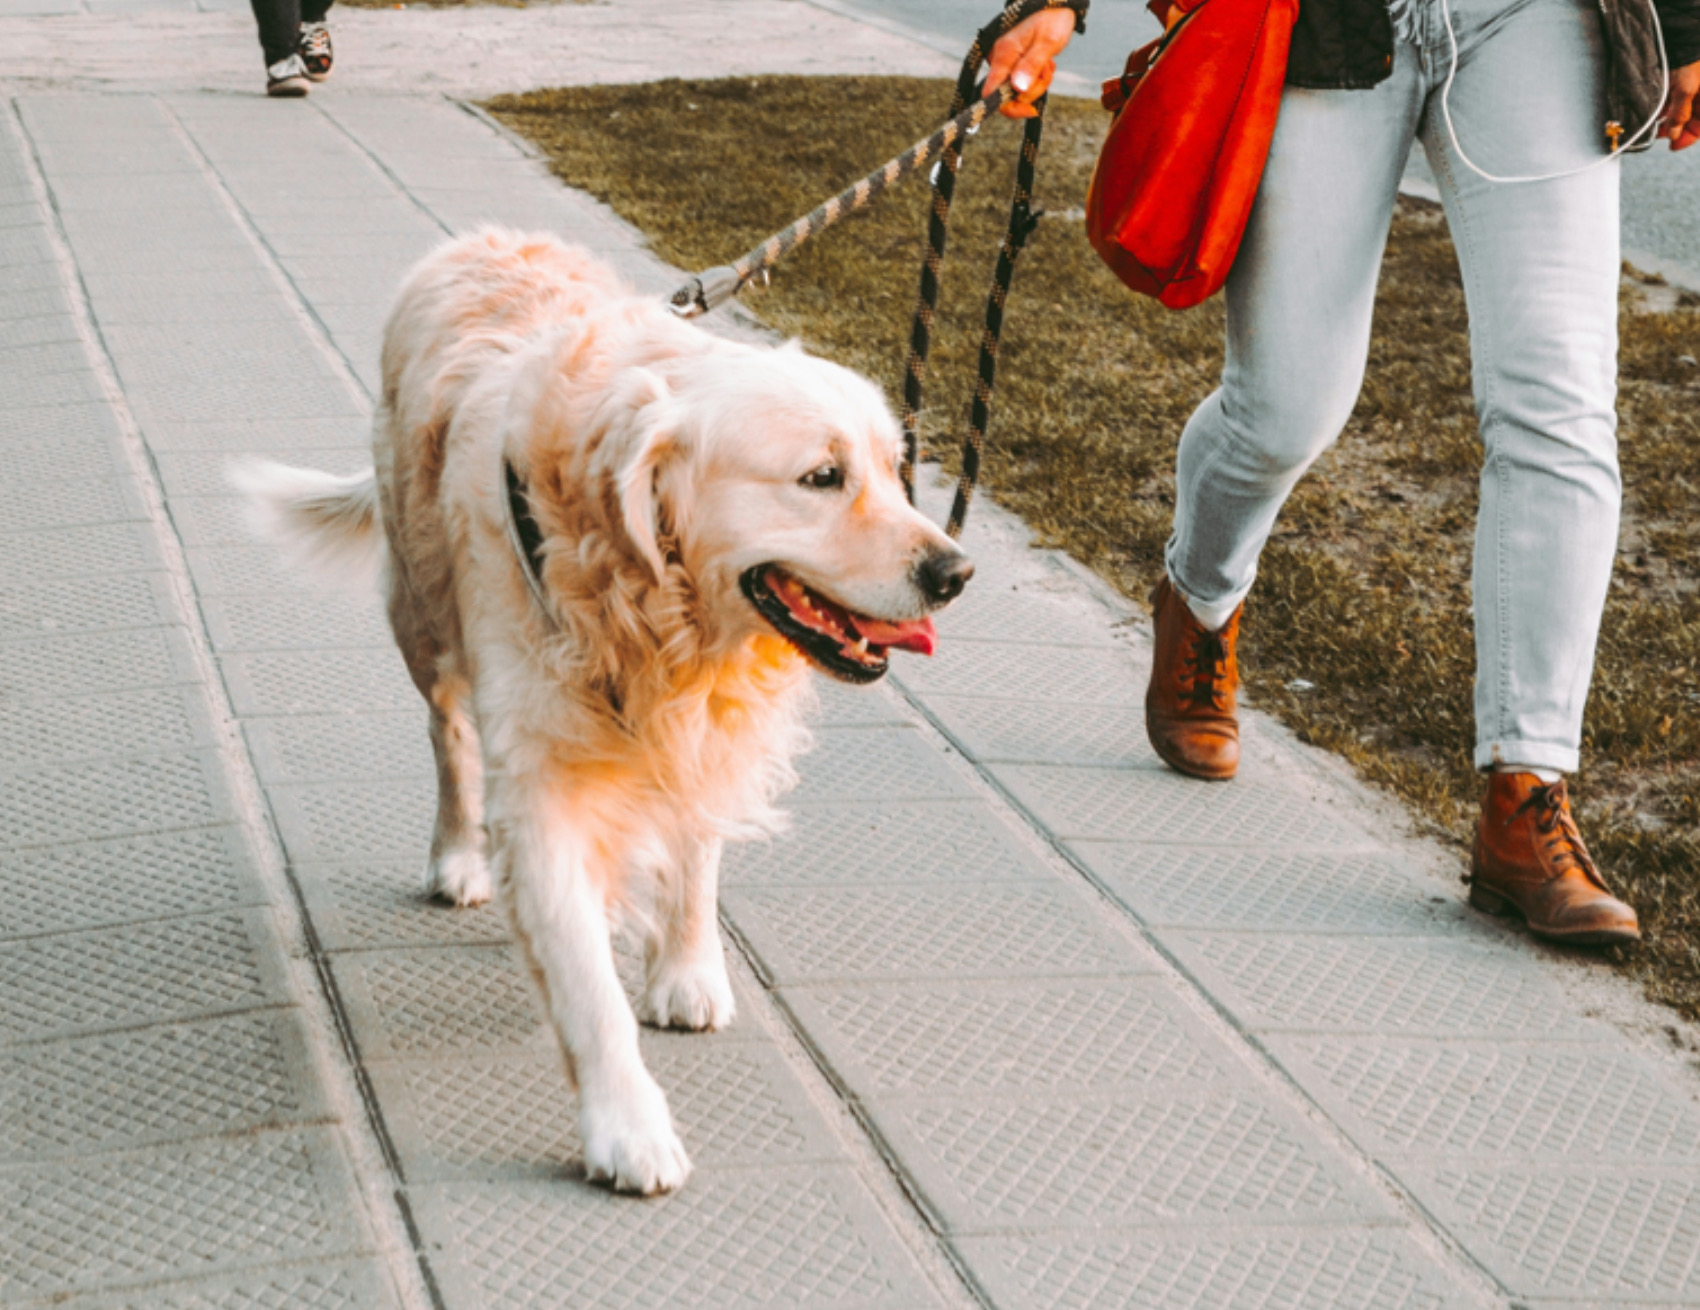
[800,464,843,491]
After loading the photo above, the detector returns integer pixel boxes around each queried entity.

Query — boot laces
[1184,628,1228,711]
[1511,781,1606,888]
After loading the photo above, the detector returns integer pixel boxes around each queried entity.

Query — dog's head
[596,340,973,683]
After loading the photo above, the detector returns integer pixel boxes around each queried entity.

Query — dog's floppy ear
[610,367,679,582]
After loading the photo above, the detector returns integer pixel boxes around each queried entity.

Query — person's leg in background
[250,0,308,97]
[249,0,332,95]
[1421,0,1639,943]
[1147,56,1426,780]
[298,0,335,84]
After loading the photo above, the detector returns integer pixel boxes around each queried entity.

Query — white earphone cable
[1437,0,1669,183]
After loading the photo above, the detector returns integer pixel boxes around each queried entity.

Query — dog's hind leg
[494,795,691,1195]
[640,835,736,1032]
[424,677,491,906]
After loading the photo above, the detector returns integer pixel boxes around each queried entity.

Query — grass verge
[487,76,1700,1022]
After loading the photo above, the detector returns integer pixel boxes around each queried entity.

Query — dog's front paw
[425,848,492,907]
[641,954,736,1032]
[580,1076,691,1196]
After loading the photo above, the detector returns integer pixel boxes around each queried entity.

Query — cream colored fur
[239,229,966,1195]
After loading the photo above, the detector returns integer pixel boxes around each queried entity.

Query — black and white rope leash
[669,0,1089,539]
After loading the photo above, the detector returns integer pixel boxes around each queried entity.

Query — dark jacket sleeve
[1655,0,1700,67]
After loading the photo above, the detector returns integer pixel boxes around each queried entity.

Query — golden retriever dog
[238,229,972,1194]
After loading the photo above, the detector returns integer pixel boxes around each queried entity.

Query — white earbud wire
[1437,0,1669,183]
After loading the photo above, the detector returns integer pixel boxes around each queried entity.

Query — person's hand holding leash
[1662,60,1700,150]
[984,8,1078,118]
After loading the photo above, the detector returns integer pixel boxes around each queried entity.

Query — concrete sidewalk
[3,28,1700,1310]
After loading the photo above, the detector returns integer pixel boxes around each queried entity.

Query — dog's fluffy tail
[230,460,384,589]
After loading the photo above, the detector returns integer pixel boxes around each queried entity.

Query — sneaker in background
[298,21,333,81]
[266,53,311,97]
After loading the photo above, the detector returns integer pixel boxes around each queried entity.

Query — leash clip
[668,264,743,318]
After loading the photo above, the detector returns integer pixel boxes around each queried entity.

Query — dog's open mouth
[741,565,936,684]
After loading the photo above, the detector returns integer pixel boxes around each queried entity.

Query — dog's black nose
[916,548,975,606]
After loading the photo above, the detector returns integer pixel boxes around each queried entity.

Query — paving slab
[3,27,1700,1310]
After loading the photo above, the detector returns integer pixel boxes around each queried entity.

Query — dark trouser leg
[301,0,331,24]
[250,0,301,65]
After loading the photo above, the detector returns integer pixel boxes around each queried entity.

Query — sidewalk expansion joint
[7,92,442,1310]
[314,98,455,240]
[157,93,376,406]
[716,909,995,1310]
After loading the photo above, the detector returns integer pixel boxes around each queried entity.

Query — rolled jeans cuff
[1474,739,1579,776]
[1165,567,1250,634]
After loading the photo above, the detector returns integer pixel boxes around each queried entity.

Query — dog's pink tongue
[855,615,938,657]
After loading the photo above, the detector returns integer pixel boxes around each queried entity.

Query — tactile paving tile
[0,371,97,423]
[218,648,416,716]
[0,1010,325,1162]
[0,520,162,580]
[0,625,197,697]
[266,780,436,864]
[334,946,548,1059]
[0,572,173,643]
[119,363,362,429]
[921,693,1161,767]
[418,1165,933,1309]
[896,640,1145,704]
[200,591,393,653]
[1267,1038,1700,1164]
[374,1041,838,1182]
[876,1088,1388,1233]
[999,765,1377,847]
[723,883,1150,983]
[181,545,301,596]
[0,472,145,531]
[241,712,432,786]
[0,1128,366,1302]
[3,433,127,485]
[150,416,368,454]
[152,447,371,498]
[955,1226,1478,1310]
[788,726,976,805]
[0,826,262,940]
[808,674,914,727]
[0,313,81,352]
[0,362,107,410]
[782,976,1236,1098]
[78,272,285,324]
[0,272,74,314]
[293,861,509,951]
[1,750,233,849]
[1168,934,1602,1039]
[932,581,1123,646]
[721,799,1053,887]
[0,683,213,768]
[38,1260,400,1310]
[164,494,273,548]
[8,742,230,842]
[1400,1162,1700,1300]
[47,229,260,275]
[1074,845,1470,933]
[0,911,283,1045]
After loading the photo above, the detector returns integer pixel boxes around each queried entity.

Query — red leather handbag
[1084,0,1298,309]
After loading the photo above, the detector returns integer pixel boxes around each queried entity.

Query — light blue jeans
[1165,0,1622,774]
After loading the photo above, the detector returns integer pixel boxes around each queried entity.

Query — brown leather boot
[1145,576,1242,781]
[1470,773,1639,946]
